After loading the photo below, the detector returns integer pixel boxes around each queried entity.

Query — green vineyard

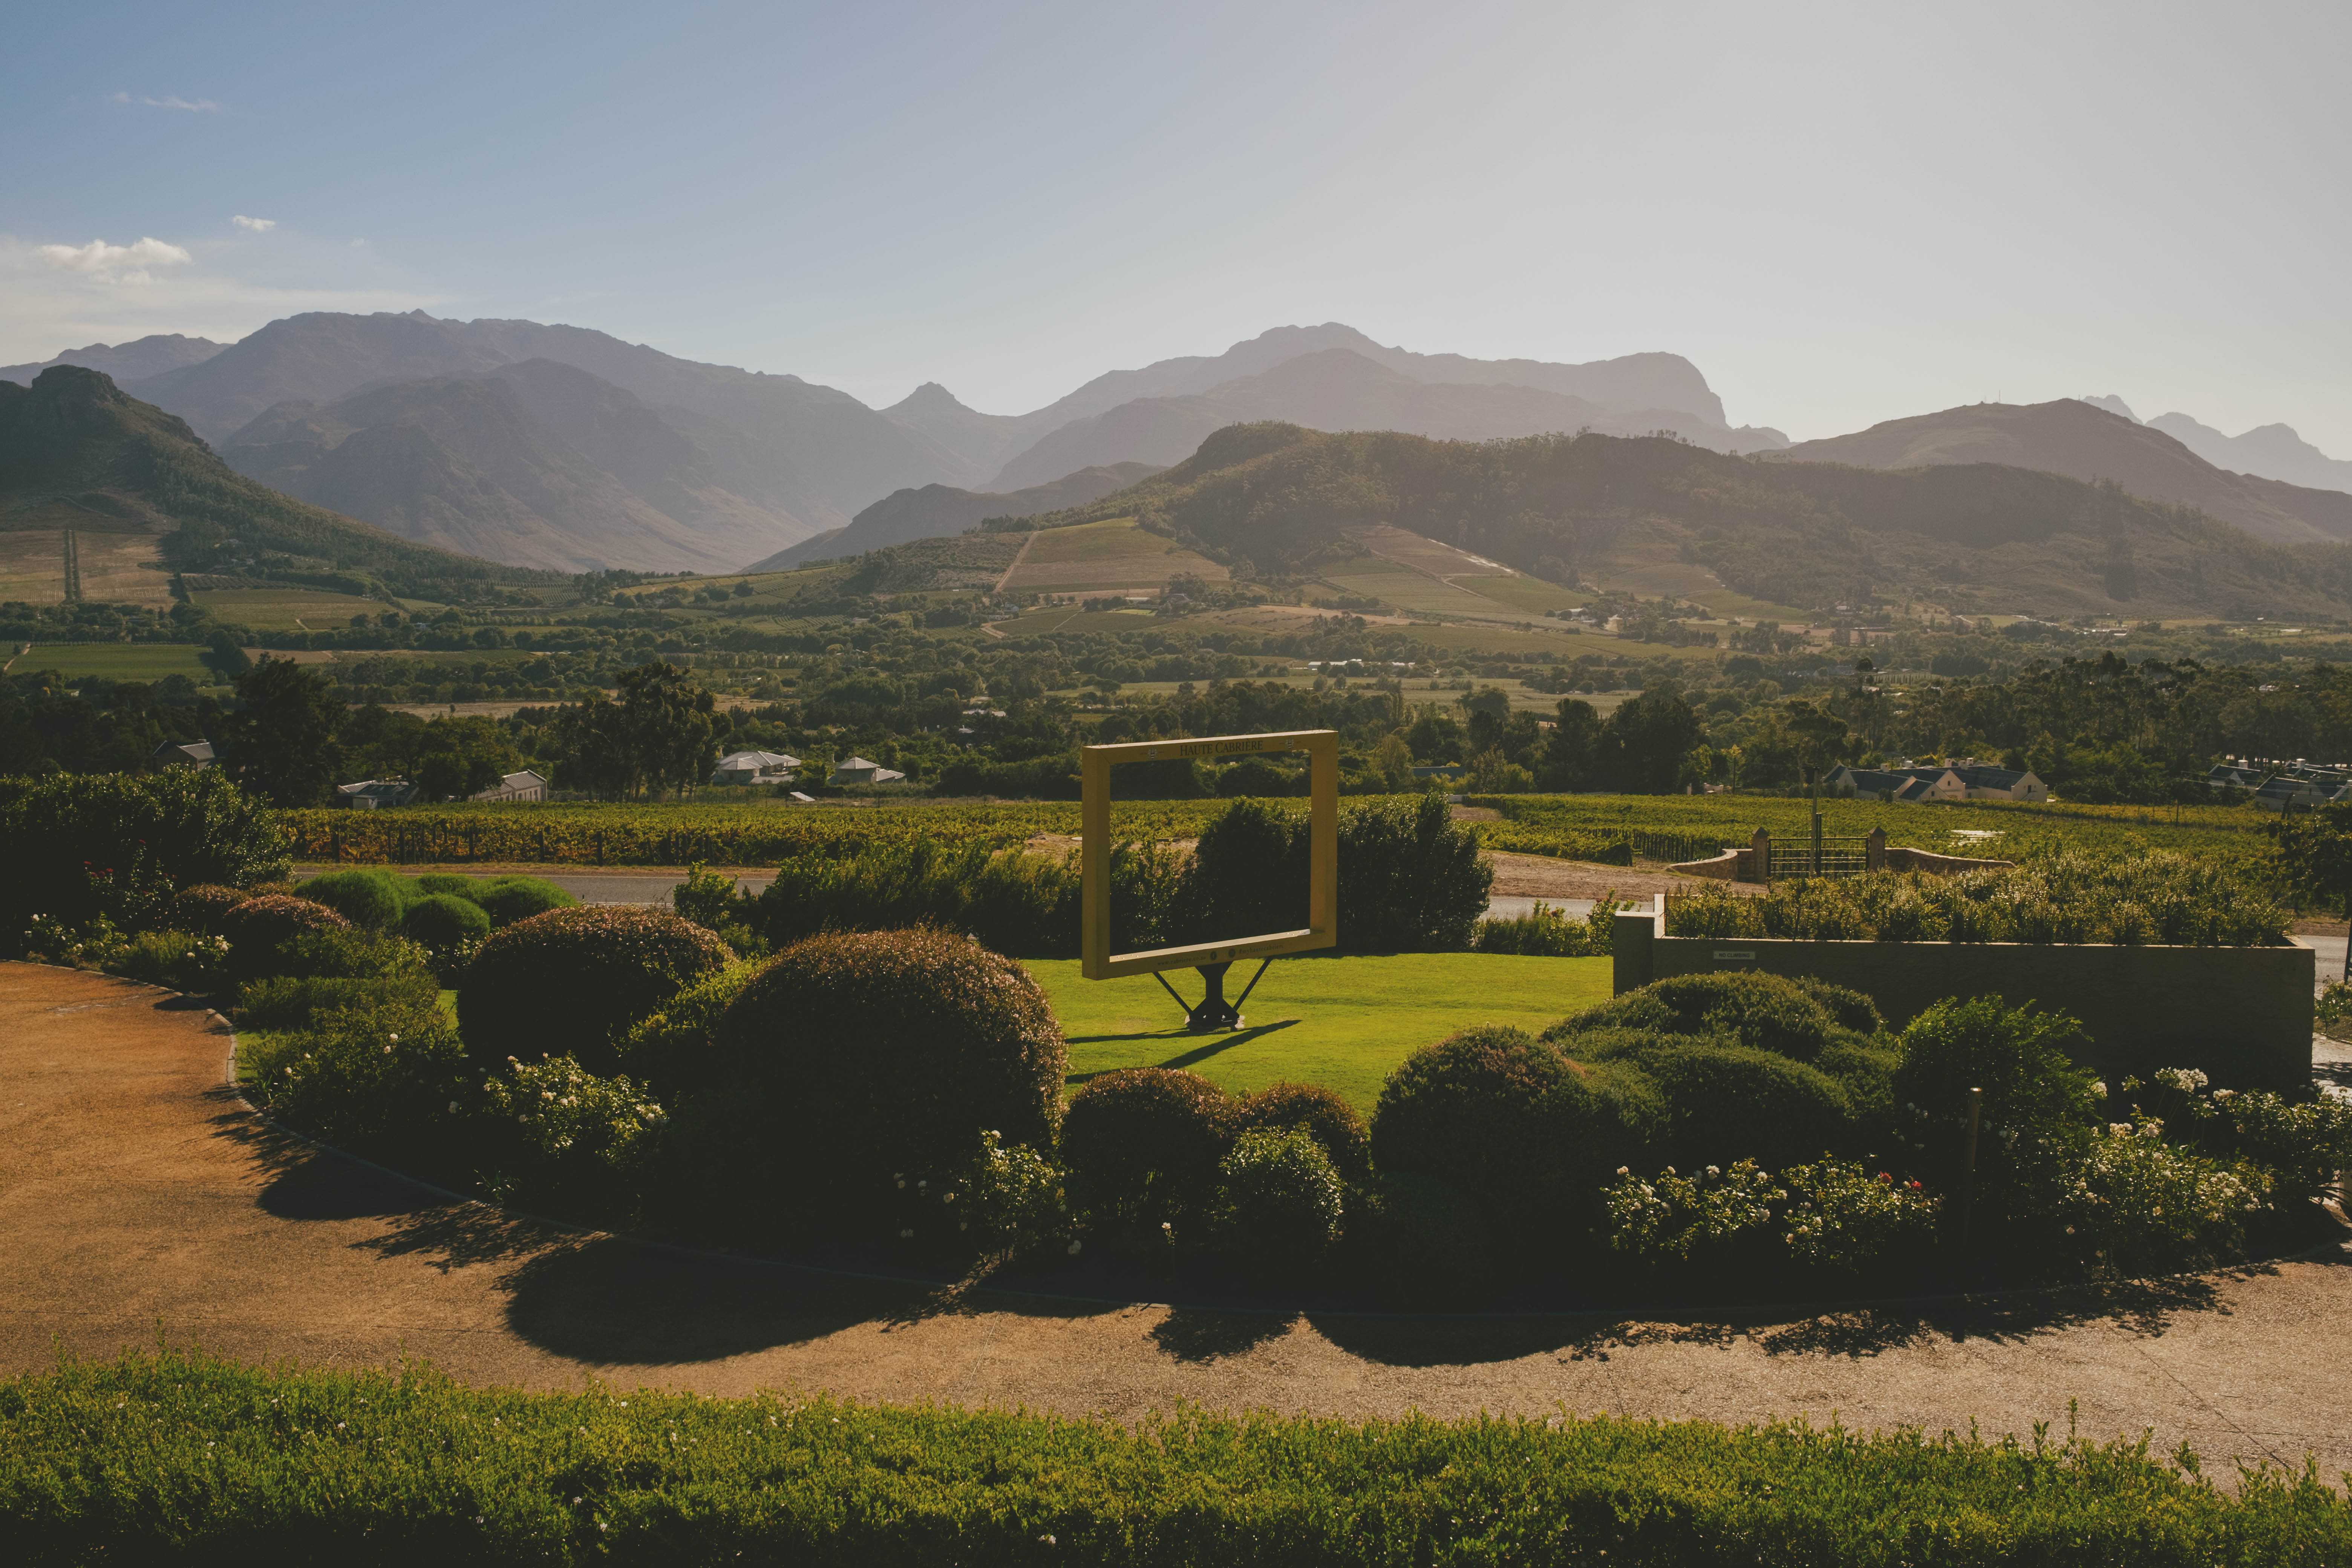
[282,790,2283,875]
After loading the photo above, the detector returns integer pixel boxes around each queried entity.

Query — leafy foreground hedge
[6,1352,2349,1567]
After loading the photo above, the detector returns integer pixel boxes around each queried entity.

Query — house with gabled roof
[712,749,799,785]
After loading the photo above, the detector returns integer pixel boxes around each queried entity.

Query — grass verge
[1028,952,1612,1109]
[5,1349,2347,1565]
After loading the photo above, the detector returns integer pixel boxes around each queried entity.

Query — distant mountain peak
[2081,394,2140,422]
[888,381,974,413]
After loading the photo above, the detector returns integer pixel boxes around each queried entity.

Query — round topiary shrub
[614,962,758,1096]
[1792,977,1885,1036]
[296,870,408,931]
[1060,1067,1238,1230]
[1209,1125,1345,1277]
[1545,972,1853,1062]
[458,906,731,1075]
[411,873,482,902]
[683,928,1066,1237]
[164,883,250,935]
[1613,1038,1855,1169]
[473,876,579,927]
[1374,1029,1646,1241]
[1238,1081,1371,1185]
[219,894,353,980]
[400,893,491,951]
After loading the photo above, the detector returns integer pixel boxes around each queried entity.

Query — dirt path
[992,530,1037,595]
[4,960,2349,1477]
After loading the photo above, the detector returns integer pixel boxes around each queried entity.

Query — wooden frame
[1081,729,1338,980]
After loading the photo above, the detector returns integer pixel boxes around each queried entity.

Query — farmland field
[1028,952,1612,1109]
[1001,518,1228,593]
[193,586,387,631]
[1473,792,2279,876]
[6,642,211,681]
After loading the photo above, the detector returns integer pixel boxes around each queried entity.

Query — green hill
[0,366,557,602]
[1007,423,2352,621]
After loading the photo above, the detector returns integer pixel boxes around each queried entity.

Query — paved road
[6,959,2351,1477]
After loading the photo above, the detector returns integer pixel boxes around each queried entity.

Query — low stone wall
[1665,847,1749,880]
[1612,908,2313,1092]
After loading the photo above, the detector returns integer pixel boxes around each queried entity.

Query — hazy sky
[6,0,2347,448]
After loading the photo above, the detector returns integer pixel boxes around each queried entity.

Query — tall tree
[217,658,345,806]
[1599,684,1702,793]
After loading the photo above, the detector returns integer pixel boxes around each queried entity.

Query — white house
[150,740,216,770]
[711,749,799,785]
[335,777,417,808]
[830,755,906,785]
[1827,760,2047,804]
[469,769,549,803]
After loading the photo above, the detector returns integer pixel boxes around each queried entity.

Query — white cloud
[0,234,445,365]
[143,96,220,113]
[36,236,194,285]
[232,215,277,232]
[109,91,129,103]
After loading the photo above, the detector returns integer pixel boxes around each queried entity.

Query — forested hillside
[1016,423,2352,620]
[0,367,555,602]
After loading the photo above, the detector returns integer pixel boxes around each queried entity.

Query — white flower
[1067,1239,1084,1255]
[2090,1082,2107,1099]
[1615,1166,1629,1177]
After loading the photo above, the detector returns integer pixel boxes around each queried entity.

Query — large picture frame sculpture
[1081,728,1338,1031]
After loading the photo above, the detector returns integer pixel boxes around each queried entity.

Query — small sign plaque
[1713,949,1756,961]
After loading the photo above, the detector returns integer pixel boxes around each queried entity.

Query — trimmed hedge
[679,928,1066,1236]
[1237,1080,1371,1185]
[9,1350,2349,1565]
[472,875,579,927]
[613,962,758,1096]
[1369,1025,1651,1231]
[218,894,352,980]
[298,869,408,931]
[400,892,491,949]
[162,882,249,934]
[0,767,288,939]
[1060,1067,1238,1228]
[457,907,732,1075]
[1545,971,1873,1063]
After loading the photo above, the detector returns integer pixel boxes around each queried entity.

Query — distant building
[149,740,215,770]
[2203,761,2266,794]
[335,777,417,808]
[469,770,549,803]
[829,755,906,785]
[711,749,799,785]
[1410,764,1470,784]
[1826,760,2047,804]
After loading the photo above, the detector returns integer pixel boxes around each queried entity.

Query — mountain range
[744,461,1163,573]
[1775,400,2352,547]
[220,358,830,573]
[0,365,547,600]
[0,333,227,388]
[1015,421,2352,622]
[2079,394,2352,498]
[7,313,1776,574]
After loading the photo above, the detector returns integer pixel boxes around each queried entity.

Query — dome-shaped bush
[615,962,757,1096]
[1237,1081,1371,1185]
[473,876,579,927]
[458,906,731,1075]
[1611,1038,1855,1169]
[401,893,491,950]
[691,928,1066,1235]
[1060,1067,1237,1224]
[164,883,250,935]
[1210,1126,1344,1276]
[1370,1025,1653,1232]
[297,870,408,931]
[411,873,482,902]
[219,894,353,980]
[1545,972,1854,1062]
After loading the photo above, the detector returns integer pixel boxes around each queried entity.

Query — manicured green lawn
[1024,952,1612,1110]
